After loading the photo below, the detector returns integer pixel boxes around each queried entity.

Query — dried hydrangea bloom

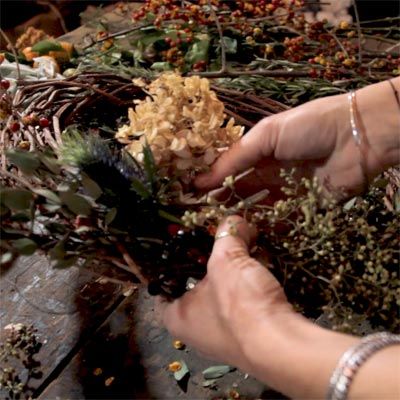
[116,73,243,184]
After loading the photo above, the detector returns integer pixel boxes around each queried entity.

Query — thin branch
[208,0,227,73]
[116,243,148,284]
[352,0,363,65]
[0,28,21,81]
[38,0,68,34]
[188,68,310,78]
[0,169,35,191]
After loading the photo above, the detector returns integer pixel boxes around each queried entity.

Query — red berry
[39,117,50,128]
[10,121,20,132]
[167,224,181,236]
[196,255,208,265]
[0,79,10,90]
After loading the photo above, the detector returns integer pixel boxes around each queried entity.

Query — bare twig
[116,243,148,284]
[189,68,310,78]
[0,28,21,81]
[37,0,68,34]
[208,0,227,73]
[352,0,363,65]
[0,169,35,191]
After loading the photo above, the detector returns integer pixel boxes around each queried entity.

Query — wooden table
[1,254,284,399]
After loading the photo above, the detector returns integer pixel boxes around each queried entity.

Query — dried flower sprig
[0,324,43,399]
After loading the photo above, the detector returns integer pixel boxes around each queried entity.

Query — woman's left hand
[157,215,294,367]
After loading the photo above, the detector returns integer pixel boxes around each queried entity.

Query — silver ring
[214,230,235,240]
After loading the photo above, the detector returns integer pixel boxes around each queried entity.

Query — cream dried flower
[116,73,244,184]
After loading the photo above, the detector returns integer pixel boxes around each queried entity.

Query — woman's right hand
[196,80,400,198]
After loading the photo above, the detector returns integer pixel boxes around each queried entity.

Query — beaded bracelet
[326,332,400,400]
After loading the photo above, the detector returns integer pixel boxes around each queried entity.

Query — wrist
[355,79,400,174]
[238,311,359,399]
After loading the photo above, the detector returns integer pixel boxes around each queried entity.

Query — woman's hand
[196,81,400,198]
[158,215,294,369]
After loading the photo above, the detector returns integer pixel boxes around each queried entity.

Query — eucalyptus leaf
[6,150,40,174]
[0,252,13,264]
[12,238,37,255]
[53,256,78,269]
[60,192,92,216]
[185,35,210,65]
[33,189,61,204]
[42,204,61,212]
[49,240,66,260]
[105,207,117,226]
[222,36,237,54]
[130,179,150,199]
[82,174,102,200]
[202,365,235,379]
[173,360,190,381]
[150,62,173,71]
[39,154,61,174]
[32,40,63,55]
[201,379,217,388]
[1,190,33,210]
[343,197,357,211]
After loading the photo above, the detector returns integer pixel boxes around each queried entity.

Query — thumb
[195,117,278,190]
[209,215,257,273]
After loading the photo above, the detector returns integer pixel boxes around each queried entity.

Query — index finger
[195,117,278,189]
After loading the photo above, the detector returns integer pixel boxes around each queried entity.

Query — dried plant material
[173,340,185,350]
[15,27,51,51]
[168,361,182,372]
[93,368,103,376]
[116,73,244,185]
[104,376,115,386]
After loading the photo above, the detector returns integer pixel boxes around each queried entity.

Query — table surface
[1,252,287,400]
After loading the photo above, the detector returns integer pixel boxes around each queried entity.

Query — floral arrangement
[1,68,399,335]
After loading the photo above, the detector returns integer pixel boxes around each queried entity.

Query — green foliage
[31,40,63,54]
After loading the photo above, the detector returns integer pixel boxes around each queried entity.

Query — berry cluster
[0,75,51,142]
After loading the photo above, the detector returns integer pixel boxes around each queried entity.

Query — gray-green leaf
[82,174,102,200]
[12,238,37,255]
[6,150,40,175]
[173,360,190,381]
[1,189,33,210]
[60,192,91,216]
[105,208,117,226]
[33,189,61,204]
[202,365,235,379]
